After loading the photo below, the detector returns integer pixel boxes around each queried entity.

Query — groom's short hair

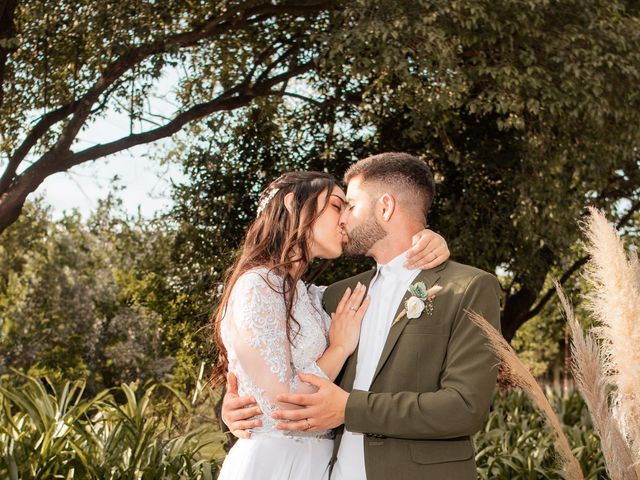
[344,152,435,221]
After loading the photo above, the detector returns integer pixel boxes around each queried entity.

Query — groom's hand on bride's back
[272,373,348,432]
[221,372,263,439]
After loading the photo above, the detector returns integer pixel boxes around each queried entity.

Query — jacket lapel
[370,262,446,385]
[339,268,377,391]
[361,267,377,291]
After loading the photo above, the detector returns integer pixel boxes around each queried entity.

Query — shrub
[0,373,225,479]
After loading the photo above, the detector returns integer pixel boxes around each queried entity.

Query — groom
[224,152,501,479]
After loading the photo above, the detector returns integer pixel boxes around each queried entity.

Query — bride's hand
[329,283,370,356]
[404,229,450,270]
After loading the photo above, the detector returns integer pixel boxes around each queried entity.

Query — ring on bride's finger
[304,419,312,430]
[349,306,357,311]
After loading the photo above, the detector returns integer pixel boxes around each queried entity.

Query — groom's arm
[273,272,501,439]
[345,272,501,439]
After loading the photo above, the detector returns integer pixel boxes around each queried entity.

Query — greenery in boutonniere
[394,282,443,324]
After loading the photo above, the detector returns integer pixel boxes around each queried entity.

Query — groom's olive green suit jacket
[322,261,501,480]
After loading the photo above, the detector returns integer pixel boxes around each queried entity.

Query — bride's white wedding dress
[217,267,333,480]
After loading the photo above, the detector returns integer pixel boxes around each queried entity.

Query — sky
[31,71,186,220]
[36,145,184,221]
[36,142,185,221]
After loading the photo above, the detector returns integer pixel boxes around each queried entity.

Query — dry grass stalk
[582,207,640,462]
[555,283,638,480]
[468,311,584,480]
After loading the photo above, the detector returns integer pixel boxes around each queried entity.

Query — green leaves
[407,281,427,299]
[0,374,106,478]
[0,374,225,479]
[474,389,607,479]
[0,197,178,393]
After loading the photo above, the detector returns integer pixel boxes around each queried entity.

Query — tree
[0,0,334,234]
[2,0,639,343]
[0,197,182,393]
[170,0,640,342]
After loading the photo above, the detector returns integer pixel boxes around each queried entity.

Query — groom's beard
[343,216,387,256]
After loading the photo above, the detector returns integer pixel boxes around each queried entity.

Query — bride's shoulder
[228,268,286,319]
[234,266,283,293]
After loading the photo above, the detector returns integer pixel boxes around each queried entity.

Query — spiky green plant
[0,373,226,479]
[474,389,607,480]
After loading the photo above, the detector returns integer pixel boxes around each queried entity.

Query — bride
[212,171,448,480]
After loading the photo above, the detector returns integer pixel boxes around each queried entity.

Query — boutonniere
[392,282,442,326]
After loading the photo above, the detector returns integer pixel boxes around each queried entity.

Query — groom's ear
[379,193,396,222]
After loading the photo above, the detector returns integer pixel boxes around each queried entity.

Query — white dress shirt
[332,250,421,480]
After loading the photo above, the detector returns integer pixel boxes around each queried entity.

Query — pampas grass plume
[555,282,637,480]
[468,311,584,480]
[582,207,640,461]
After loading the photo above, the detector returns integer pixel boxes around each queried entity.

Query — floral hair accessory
[392,281,442,326]
[257,187,280,216]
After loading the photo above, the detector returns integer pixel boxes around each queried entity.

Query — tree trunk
[0,193,24,235]
[0,159,56,235]
[501,286,539,343]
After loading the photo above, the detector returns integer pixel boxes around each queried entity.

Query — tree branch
[614,197,640,231]
[36,61,314,174]
[278,90,362,107]
[524,256,589,321]
[281,90,324,106]
[0,2,335,236]
[9,1,332,182]
[0,101,80,194]
[0,76,130,195]
[245,36,290,82]
[48,2,293,156]
[255,42,303,84]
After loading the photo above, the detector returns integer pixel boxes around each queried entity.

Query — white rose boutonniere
[393,282,443,326]
[406,296,426,319]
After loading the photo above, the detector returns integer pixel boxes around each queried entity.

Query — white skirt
[217,435,333,480]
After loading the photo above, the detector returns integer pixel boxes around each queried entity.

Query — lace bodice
[220,267,332,438]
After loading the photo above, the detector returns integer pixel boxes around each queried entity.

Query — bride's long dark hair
[211,171,340,386]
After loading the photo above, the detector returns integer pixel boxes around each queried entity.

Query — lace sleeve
[307,283,331,331]
[227,271,324,411]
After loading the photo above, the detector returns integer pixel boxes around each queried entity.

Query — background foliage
[0,195,206,394]
[0,375,608,479]
[0,373,226,479]
[0,0,638,359]
[1,0,640,475]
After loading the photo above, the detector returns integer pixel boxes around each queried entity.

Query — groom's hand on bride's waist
[272,373,348,432]
[222,372,263,439]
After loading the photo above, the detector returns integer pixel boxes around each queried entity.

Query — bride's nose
[338,209,349,226]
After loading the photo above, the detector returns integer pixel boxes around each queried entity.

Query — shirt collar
[373,249,420,284]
